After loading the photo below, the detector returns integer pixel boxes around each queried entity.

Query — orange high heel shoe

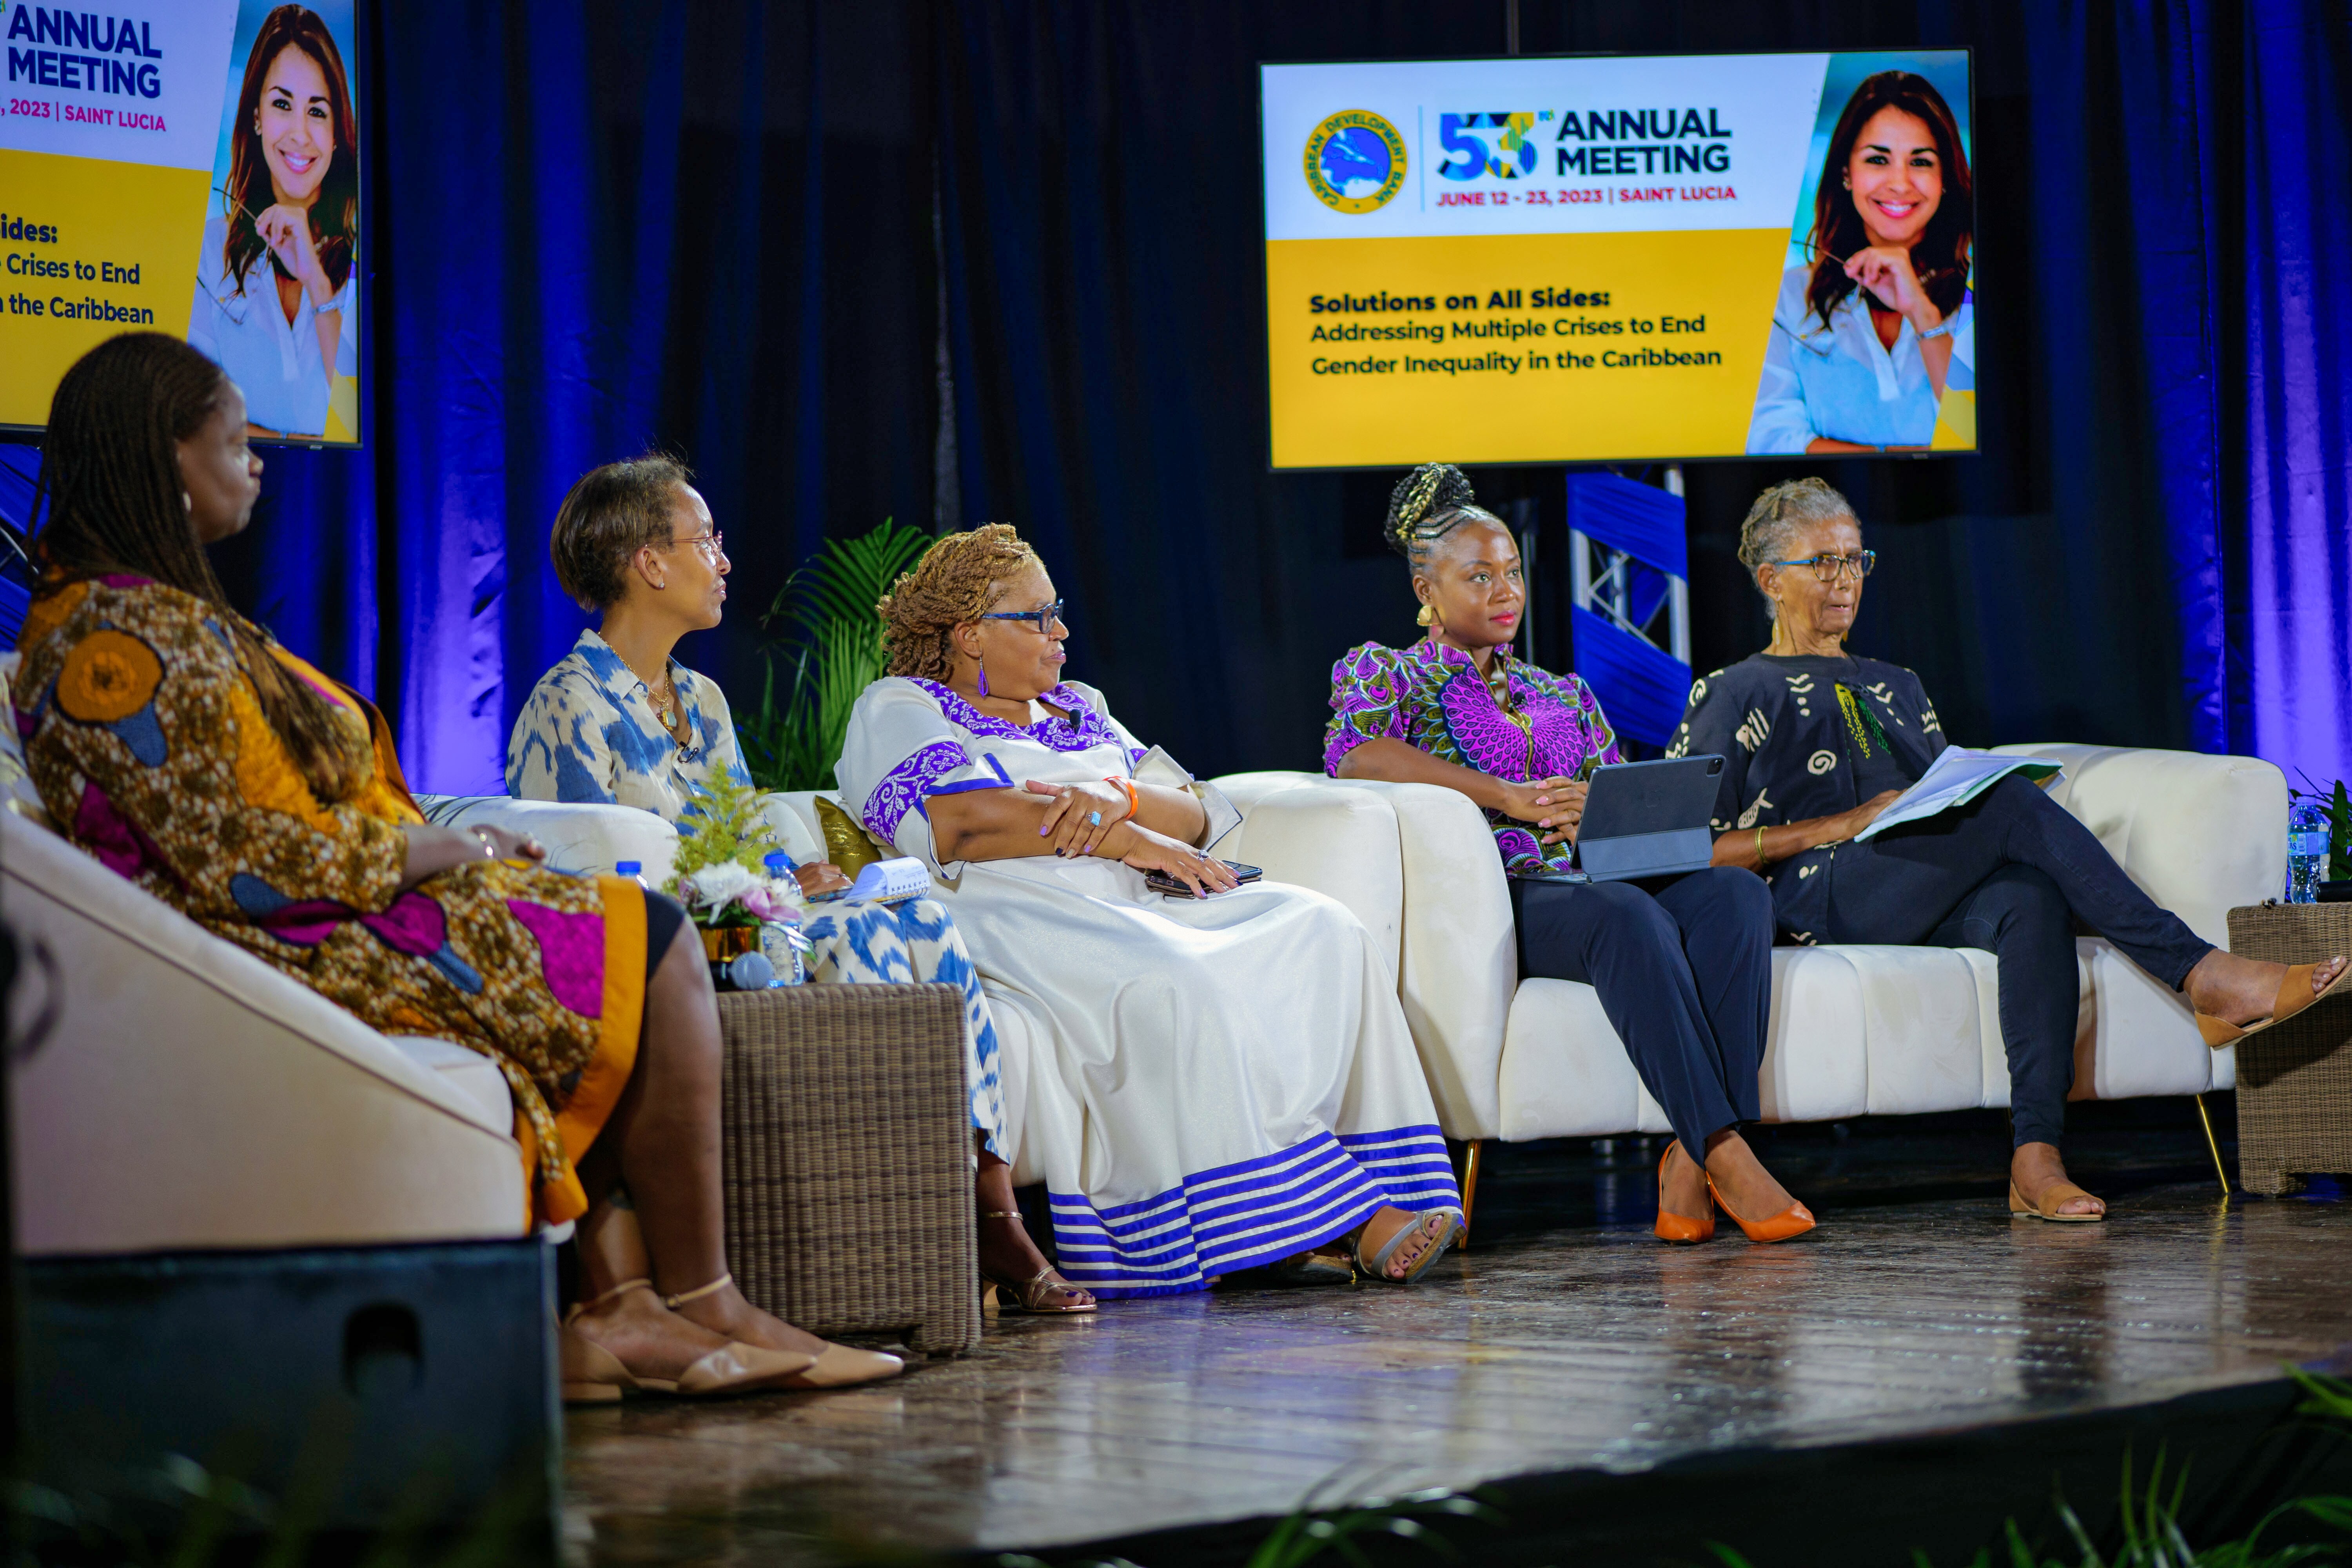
[1654,1144,1714,1244]
[1707,1173,1817,1243]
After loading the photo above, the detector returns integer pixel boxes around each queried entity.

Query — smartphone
[1145,860,1264,898]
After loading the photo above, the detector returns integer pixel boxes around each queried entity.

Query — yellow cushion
[815,795,891,876]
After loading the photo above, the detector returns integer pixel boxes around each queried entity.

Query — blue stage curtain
[2023,0,2352,784]
[2221,0,2352,788]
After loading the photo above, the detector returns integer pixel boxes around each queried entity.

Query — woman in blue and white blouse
[1746,71,1974,455]
[508,457,1091,1314]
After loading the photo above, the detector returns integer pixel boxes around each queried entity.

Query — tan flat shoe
[2197,960,2352,1047]
[2009,1180,2105,1223]
[772,1342,905,1390]
[559,1320,624,1405]
[564,1280,817,1399]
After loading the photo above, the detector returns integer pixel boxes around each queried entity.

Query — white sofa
[1218,745,2280,1163]
[436,747,2277,1208]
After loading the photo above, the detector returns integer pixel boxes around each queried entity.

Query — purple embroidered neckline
[910,678,1125,755]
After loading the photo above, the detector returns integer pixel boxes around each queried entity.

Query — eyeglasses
[978,599,1067,637]
[1768,550,1877,583]
[665,528,724,563]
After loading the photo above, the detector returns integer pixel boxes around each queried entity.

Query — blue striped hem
[1045,1125,1463,1298]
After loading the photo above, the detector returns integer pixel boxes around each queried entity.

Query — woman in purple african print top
[1323,465,1813,1246]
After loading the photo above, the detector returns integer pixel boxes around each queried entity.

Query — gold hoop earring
[1416,604,1436,628]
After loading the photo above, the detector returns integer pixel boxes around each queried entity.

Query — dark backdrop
[936,0,2352,787]
[6,1,2346,796]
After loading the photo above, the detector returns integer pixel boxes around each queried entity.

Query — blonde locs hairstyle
[1385,462,1502,570]
[877,523,1043,682]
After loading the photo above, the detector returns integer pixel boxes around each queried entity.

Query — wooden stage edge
[566,1125,2352,1568]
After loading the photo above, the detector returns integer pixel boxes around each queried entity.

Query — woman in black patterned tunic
[1672,478,2348,1221]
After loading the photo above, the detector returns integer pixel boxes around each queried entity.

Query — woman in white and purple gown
[836,524,1463,1299]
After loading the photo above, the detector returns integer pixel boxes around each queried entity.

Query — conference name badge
[1303,109,1406,214]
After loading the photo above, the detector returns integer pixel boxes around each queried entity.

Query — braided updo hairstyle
[34,332,372,802]
[878,523,1042,681]
[1384,462,1503,570]
[1735,477,1856,621]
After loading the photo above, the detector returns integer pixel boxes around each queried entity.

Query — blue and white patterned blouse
[507,632,1011,1158]
[505,630,749,822]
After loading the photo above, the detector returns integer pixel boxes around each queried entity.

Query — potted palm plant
[736,517,933,795]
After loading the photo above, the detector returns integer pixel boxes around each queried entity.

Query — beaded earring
[976,660,990,698]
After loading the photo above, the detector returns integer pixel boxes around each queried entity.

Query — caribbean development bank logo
[1303,109,1407,214]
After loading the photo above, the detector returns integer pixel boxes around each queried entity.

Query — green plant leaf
[743,517,936,796]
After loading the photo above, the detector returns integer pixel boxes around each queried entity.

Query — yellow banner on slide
[0,150,210,428]
[1266,229,1789,468]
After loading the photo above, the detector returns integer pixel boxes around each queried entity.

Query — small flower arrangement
[674,857,802,927]
[666,771,804,929]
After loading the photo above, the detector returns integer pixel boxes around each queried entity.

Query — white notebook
[1854,746,2064,841]
[838,856,931,904]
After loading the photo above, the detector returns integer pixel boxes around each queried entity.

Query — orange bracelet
[1105,776,1140,822]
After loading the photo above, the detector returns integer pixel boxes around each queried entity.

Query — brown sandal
[980,1211,1097,1314]
[2197,961,2352,1047]
[2008,1181,2106,1223]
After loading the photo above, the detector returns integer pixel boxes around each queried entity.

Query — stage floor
[563,1120,2352,1566]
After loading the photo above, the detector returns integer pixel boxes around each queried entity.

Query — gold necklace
[641,668,683,740]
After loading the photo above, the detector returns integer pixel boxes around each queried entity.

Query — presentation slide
[2,0,362,443]
[1261,51,1973,468]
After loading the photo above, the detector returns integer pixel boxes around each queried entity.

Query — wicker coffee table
[716,981,981,1355]
[2223,904,2352,1195]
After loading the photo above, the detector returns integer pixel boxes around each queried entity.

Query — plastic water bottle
[615,859,648,889]
[759,850,808,986]
[2288,801,2331,904]
[712,949,775,991]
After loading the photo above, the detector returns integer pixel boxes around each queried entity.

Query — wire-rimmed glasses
[1768,550,1877,583]
[978,599,1067,636]
[668,527,724,563]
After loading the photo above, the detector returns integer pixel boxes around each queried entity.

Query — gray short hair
[1737,478,1857,619]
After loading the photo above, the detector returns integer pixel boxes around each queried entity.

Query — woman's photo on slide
[1746,55,1974,456]
[187,1,360,443]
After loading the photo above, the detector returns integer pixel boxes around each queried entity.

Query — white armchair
[3,811,528,1255]
[1209,746,2284,1218]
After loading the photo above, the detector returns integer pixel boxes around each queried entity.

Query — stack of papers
[1853,747,2063,841]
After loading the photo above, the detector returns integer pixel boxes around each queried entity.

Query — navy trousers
[1510,866,1775,1164]
[1822,774,2212,1148]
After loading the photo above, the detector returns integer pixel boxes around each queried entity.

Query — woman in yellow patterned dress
[16,332,899,1399]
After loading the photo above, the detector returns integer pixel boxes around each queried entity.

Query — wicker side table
[717,981,980,1356]
[2224,904,2352,1195]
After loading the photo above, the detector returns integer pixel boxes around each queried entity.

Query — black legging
[1511,867,1775,1164]
[1818,773,2212,1148]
